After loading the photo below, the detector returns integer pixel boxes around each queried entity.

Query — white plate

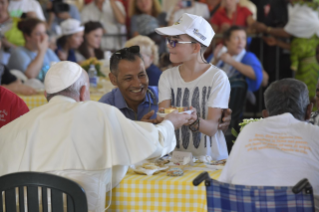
[157,110,192,118]
[130,164,169,176]
[204,163,225,170]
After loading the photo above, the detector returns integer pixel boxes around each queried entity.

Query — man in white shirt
[81,0,126,51]
[0,61,190,211]
[166,0,210,26]
[8,0,46,21]
[219,78,319,210]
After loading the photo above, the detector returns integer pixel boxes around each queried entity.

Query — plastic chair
[0,171,88,212]
[193,172,315,212]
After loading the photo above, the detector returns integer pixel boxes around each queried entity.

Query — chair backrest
[0,172,88,212]
[194,172,315,212]
[229,77,248,130]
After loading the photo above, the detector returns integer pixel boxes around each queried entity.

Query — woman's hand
[263,36,277,46]
[220,52,233,64]
[37,34,49,53]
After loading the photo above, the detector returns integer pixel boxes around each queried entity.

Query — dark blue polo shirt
[99,86,159,121]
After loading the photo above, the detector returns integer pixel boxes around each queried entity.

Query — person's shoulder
[238,5,253,14]
[161,66,178,78]
[0,86,24,104]
[242,52,260,63]
[208,65,228,79]
[99,88,120,106]
[194,2,208,8]
[82,2,95,12]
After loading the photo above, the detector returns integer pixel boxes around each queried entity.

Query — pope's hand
[141,110,158,124]
[164,111,191,130]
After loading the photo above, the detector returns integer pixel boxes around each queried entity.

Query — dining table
[106,163,222,212]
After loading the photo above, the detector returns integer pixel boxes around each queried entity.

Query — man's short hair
[109,46,143,76]
[264,78,310,121]
[223,26,246,41]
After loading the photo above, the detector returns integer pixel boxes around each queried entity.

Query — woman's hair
[124,35,159,65]
[56,35,71,48]
[129,0,162,17]
[77,21,104,60]
[17,18,44,37]
[223,25,247,41]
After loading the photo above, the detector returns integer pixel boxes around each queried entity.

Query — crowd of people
[1,0,319,211]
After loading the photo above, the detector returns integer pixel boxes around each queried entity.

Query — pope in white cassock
[0,61,191,211]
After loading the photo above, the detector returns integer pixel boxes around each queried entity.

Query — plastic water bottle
[88,64,98,88]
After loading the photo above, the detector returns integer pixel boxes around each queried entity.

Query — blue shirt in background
[99,86,159,121]
[146,63,162,86]
[55,45,77,63]
[240,52,263,92]
[7,47,60,81]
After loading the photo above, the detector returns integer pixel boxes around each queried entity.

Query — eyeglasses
[166,37,196,48]
[113,45,140,58]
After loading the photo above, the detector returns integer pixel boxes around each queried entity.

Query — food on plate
[167,168,184,176]
[210,159,227,166]
[159,107,188,114]
[143,164,160,170]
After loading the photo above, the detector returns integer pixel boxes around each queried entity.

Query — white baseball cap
[155,13,215,47]
[45,61,83,94]
[60,19,84,36]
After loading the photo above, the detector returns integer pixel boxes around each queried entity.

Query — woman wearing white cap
[55,18,84,62]
[155,13,230,160]
[7,18,60,81]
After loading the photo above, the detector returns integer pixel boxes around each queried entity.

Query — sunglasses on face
[166,37,196,48]
[113,45,140,58]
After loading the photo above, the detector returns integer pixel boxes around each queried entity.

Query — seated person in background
[81,0,126,51]
[0,61,190,211]
[7,18,60,81]
[0,64,36,95]
[129,0,167,54]
[125,35,162,86]
[167,0,210,26]
[199,0,222,17]
[8,0,46,21]
[45,0,81,35]
[309,78,319,126]
[55,19,84,62]
[212,26,263,93]
[76,21,104,62]
[211,0,254,33]
[99,46,232,129]
[0,86,29,128]
[219,78,319,210]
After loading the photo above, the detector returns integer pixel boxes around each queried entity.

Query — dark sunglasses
[166,37,196,48]
[113,46,140,58]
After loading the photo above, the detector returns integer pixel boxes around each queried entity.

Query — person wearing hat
[55,18,84,62]
[0,61,191,211]
[155,13,230,160]
[7,18,60,81]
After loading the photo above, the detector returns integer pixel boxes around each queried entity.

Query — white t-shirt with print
[158,65,230,160]
[166,2,210,23]
[8,0,46,21]
[219,113,319,209]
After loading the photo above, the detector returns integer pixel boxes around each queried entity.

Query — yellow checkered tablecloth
[107,166,222,212]
[19,93,103,110]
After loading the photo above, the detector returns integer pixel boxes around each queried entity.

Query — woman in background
[76,21,104,62]
[7,18,59,81]
[55,18,84,62]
